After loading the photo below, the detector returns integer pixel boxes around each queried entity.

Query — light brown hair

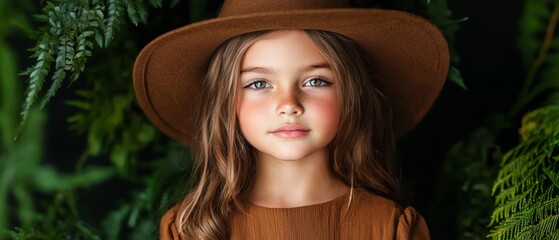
[175,29,398,239]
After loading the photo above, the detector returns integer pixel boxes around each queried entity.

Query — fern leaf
[545,168,559,189]
[88,6,106,47]
[104,0,124,47]
[490,104,559,239]
[136,0,148,24]
[40,34,73,107]
[41,68,66,108]
[20,38,53,125]
[124,0,140,26]
[149,0,162,8]
[125,0,149,25]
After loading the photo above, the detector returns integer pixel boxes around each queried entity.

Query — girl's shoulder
[350,188,403,214]
[159,190,431,239]
[160,202,183,240]
[350,189,430,239]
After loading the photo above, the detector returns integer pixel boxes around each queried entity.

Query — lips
[271,124,310,138]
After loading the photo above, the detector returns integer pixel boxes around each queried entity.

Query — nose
[276,89,304,116]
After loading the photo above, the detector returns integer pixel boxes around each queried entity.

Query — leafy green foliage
[20,0,103,130]
[19,0,153,132]
[5,0,195,238]
[0,18,113,240]
[488,1,559,239]
[0,32,23,234]
[19,36,53,134]
[509,0,559,116]
[489,105,559,240]
[105,0,124,46]
[98,143,193,240]
[66,38,156,177]
[426,0,468,90]
[432,115,510,239]
[124,0,148,26]
[5,192,103,240]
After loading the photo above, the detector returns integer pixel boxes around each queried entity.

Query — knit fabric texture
[160,189,430,239]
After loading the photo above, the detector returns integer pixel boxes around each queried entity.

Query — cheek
[237,94,267,137]
[309,93,341,136]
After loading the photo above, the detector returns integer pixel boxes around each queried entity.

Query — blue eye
[245,80,271,89]
[303,78,330,87]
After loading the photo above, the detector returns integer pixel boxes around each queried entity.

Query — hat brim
[133,8,450,146]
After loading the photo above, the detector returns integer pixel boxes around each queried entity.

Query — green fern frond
[136,0,148,24]
[40,34,73,107]
[499,192,559,239]
[65,44,157,177]
[105,0,124,47]
[149,0,162,8]
[124,0,147,26]
[21,0,110,119]
[490,104,559,240]
[20,37,53,126]
[21,0,162,124]
[41,69,66,108]
[85,6,106,47]
[545,168,559,189]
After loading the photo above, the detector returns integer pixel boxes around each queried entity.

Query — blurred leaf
[426,0,468,90]
[1,12,47,230]
[0,41,17,146]
[432,118,503,239]
[12,184,34,226]
[149,0,162,8]
[33,165,115,192]
[518,0,551,69]
[128,220,155,240]
[448,65,467,90]
[102,205,131,240]
[110,144,129,175]
[509,1,559,116]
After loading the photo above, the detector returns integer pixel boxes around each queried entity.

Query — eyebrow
[240,62,332,75]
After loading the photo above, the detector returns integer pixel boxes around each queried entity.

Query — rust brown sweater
[160,189,430,239]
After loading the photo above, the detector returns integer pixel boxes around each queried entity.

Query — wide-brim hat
[133,0,450,146]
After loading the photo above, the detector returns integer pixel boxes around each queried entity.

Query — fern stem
[508,2,559,117]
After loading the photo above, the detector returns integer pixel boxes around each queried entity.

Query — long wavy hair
[175,29,398,239]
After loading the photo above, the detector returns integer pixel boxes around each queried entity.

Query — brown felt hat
[133,0,450,146]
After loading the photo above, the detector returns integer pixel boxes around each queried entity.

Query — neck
[246,149,349,208]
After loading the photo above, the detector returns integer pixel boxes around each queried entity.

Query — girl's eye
[303,78,331,87]
[245,81,271,89]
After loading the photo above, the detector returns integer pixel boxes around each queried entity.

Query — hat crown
[219,0,349,17]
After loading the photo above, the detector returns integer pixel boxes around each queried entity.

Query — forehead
[241,30,329,69]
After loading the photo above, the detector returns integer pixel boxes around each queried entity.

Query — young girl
[133,0,449,239]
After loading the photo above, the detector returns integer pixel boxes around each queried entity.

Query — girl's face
[236,30,341,162]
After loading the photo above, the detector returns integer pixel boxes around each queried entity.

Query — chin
[272,154,309,161]
[265,148,325,162]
